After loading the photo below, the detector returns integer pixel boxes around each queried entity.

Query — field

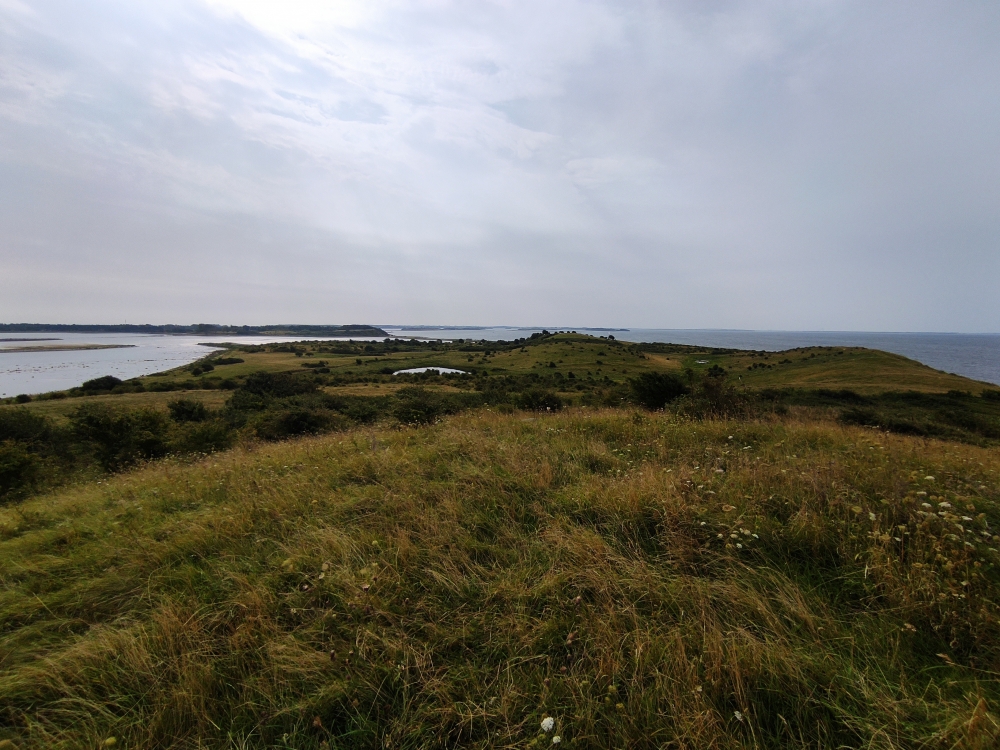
[2,408,1000,748]
[1,333,1000,748]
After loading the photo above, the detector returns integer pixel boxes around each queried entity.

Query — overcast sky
[1,1,998,331]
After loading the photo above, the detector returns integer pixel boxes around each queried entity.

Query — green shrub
[70,405,170,471]
[167,399,210,423]
[392,387,442,424]
[516,388,562,412]
[253,408,339,441]
[630,372,689,410]
[172,420,233,454]
[239,371,317,399]
[80,375,122,392]
[0,407,52,445]
[0,441,40,500]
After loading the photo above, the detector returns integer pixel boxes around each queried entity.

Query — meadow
[1,333,1000,748]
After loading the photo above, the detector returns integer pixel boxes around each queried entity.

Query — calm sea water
[3,329,999,397]
[0,334,364,397]
[385,328,1000,387]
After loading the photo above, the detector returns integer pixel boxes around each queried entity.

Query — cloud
[1,0,999,330]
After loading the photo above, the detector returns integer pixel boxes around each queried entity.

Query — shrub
[13,394,31,404]
[516,388,562,412]
[167,399,210,423]
[0,408,52,445]
[70,405,170,471]
[630,372,689,410]
[80,375,122,392]
[239,372,317,399]
[0,441,40,500]
[253,408,337,441]
[172,420,234,454]
[392,387,442,424]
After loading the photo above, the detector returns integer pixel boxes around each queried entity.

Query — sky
[1,0,998,332]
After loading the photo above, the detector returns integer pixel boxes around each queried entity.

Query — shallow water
[392,367,467,375]
[0,334,366,397]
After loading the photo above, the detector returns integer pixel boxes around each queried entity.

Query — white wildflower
[734,710,744,722]
[541,717,555,733]
[552,736,562,745]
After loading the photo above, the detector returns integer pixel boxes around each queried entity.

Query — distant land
[0,323,389,337]
[381,325,630,331]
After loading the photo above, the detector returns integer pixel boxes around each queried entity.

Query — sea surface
[0,333,364,397]
[2,329,999,396]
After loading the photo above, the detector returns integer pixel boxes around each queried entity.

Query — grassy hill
[1,409,999,748]
[2,333,1000,747]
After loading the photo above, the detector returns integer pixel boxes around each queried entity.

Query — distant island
[0,323,389,337]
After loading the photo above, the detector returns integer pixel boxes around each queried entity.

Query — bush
[0,441,41,500]
[253,408,338,441]
[393,387,442,424]
[630,372,689,410]
[13,394,31,404]
[70,405,169,471]
[239,372,317,399]
[515,388,562,412]
[172,420,234,454]
[213,357,244,366]
[80,375,122,393]
[0,408,52,445]
[168,399,210,423]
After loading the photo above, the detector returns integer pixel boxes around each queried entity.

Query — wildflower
[734,710,744,722]
[869,512,876,521]
[552,736,562,745]
[938,502,952,509]
[541,717,555,733]
[925,476,935,481]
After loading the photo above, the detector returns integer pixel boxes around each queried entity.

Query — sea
[0,333,360,398]
[2,328,999,397]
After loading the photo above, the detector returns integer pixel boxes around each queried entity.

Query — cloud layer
[2,0,998,330]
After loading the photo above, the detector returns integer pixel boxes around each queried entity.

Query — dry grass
[1,408,999,748]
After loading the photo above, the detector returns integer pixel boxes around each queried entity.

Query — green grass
[2,407,999,748]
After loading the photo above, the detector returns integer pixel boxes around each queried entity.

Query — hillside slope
[1,409,999,748]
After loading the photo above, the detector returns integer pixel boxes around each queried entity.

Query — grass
[11,390,229,424]
[130,334,995,394]
[2,407,999,748]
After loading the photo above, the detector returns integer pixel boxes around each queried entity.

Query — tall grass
[1,408,998,748]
